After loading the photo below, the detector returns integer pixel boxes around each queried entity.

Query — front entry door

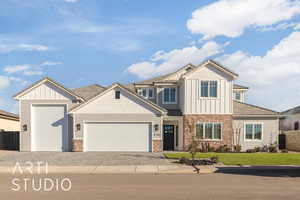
[163,125,175,150]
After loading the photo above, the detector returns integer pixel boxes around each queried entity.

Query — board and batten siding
[183,65,233,114]
[19,82,76,100]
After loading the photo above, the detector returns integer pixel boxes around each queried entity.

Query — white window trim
[199,80,219,99]
[244,122,264,142]
[195,122,223,141]
[162,87,177,104]
[138,88,155,99]
[234,92,241,101]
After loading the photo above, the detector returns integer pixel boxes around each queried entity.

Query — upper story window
[196,122,222,140]
[200,81,218,98]
[138,88,154,99]
[245,123,262,141]
[234,92,241,101]
[115,91,120,99]
[163,87,177,104]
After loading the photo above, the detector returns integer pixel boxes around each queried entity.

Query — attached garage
[31,104,68,151]
[84,122,152,152]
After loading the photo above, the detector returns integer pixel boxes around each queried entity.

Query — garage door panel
[84,122,151,152]
[31,105,68,151]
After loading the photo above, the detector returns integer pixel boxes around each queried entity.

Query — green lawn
[164,152,300,166]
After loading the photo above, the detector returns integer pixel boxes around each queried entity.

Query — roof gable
[183,60,238,80]
[70,83,167,114]
[14,77,84,101]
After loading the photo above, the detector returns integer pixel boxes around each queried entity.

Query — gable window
[115,91,120,99]
[234,92,241,101]
[200,81,218,98]
[138,88,154,99]
[196,122,222,140]
[163,87,177,104]
[245,123,262,141]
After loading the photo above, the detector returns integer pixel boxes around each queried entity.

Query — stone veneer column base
[73,139,83,152]
[183,114,233,151]
[153,140,163,152]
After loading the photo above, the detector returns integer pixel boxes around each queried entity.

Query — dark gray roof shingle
[72,84,106,100]
[233,101,278,116]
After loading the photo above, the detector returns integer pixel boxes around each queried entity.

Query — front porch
[162,116,184,151]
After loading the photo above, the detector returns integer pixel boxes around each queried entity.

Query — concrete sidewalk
[0,165,216,174]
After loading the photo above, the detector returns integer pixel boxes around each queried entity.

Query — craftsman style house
[14,60,279,152]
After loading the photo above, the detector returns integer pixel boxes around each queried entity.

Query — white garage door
[84,122,152,152]
[31,104,68,151]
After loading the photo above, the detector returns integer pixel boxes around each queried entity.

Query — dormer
[233,84,249,103]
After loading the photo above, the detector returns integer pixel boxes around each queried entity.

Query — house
[280,106,300,131]
[14,60,279,152]
[0,109,19,132]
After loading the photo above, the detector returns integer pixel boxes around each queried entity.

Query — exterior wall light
[76,124,81,131]
[22,124,27,132]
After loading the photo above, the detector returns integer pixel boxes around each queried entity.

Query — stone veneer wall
[284,131,300,151]
[73,139,83,152]
[183,114,233,151]
[153,140,163,152]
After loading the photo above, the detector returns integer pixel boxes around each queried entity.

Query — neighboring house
[14,60,279,152]
[280,106,300,131]
[0,109,19,131]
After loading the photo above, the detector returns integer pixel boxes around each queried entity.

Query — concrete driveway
[0,151,173,166]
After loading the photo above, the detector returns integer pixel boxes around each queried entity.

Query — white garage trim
[83,122,153,152]
[31,103,69,151]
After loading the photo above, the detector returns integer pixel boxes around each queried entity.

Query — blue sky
[1,0,300,113]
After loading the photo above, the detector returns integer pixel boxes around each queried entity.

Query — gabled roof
[233,100,279,116]
[281,105,300,115]
[183,60,238,79]
[133,63,196,85]
[72,84,106,100]
[233,84,249,90]
[70,83,167,114]
[14,77,85,101]
[0,109,19,121]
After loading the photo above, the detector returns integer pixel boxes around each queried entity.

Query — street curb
[0,165,217,175]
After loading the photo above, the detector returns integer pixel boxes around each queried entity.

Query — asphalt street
[1,169,300,200]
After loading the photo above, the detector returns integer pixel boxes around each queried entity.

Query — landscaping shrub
[246,149,256,153]
[210,156,219,163]
[268,145,278,153]
[254,146,261,152]
[216,145,231,152]
[234,144,241,152]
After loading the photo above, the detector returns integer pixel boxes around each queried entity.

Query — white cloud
[187,0,300,39]
[64,0,79,2]
[0,43,49,53]
[0,76,10,90]
[23,71,43,76]
[4,65,31,74]
[127,41,226,79]
[258,22,298,32]
[217,31,300,111]
[41,61,62,66]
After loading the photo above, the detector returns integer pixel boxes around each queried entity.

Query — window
[200,81,218,98]
[234,92,241,100]
[295,122,299,130]
[245,123,262,141]
[138,88,154,99]
[115,91,120,99]
[196,122,222,140]
[163,87,177,104]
